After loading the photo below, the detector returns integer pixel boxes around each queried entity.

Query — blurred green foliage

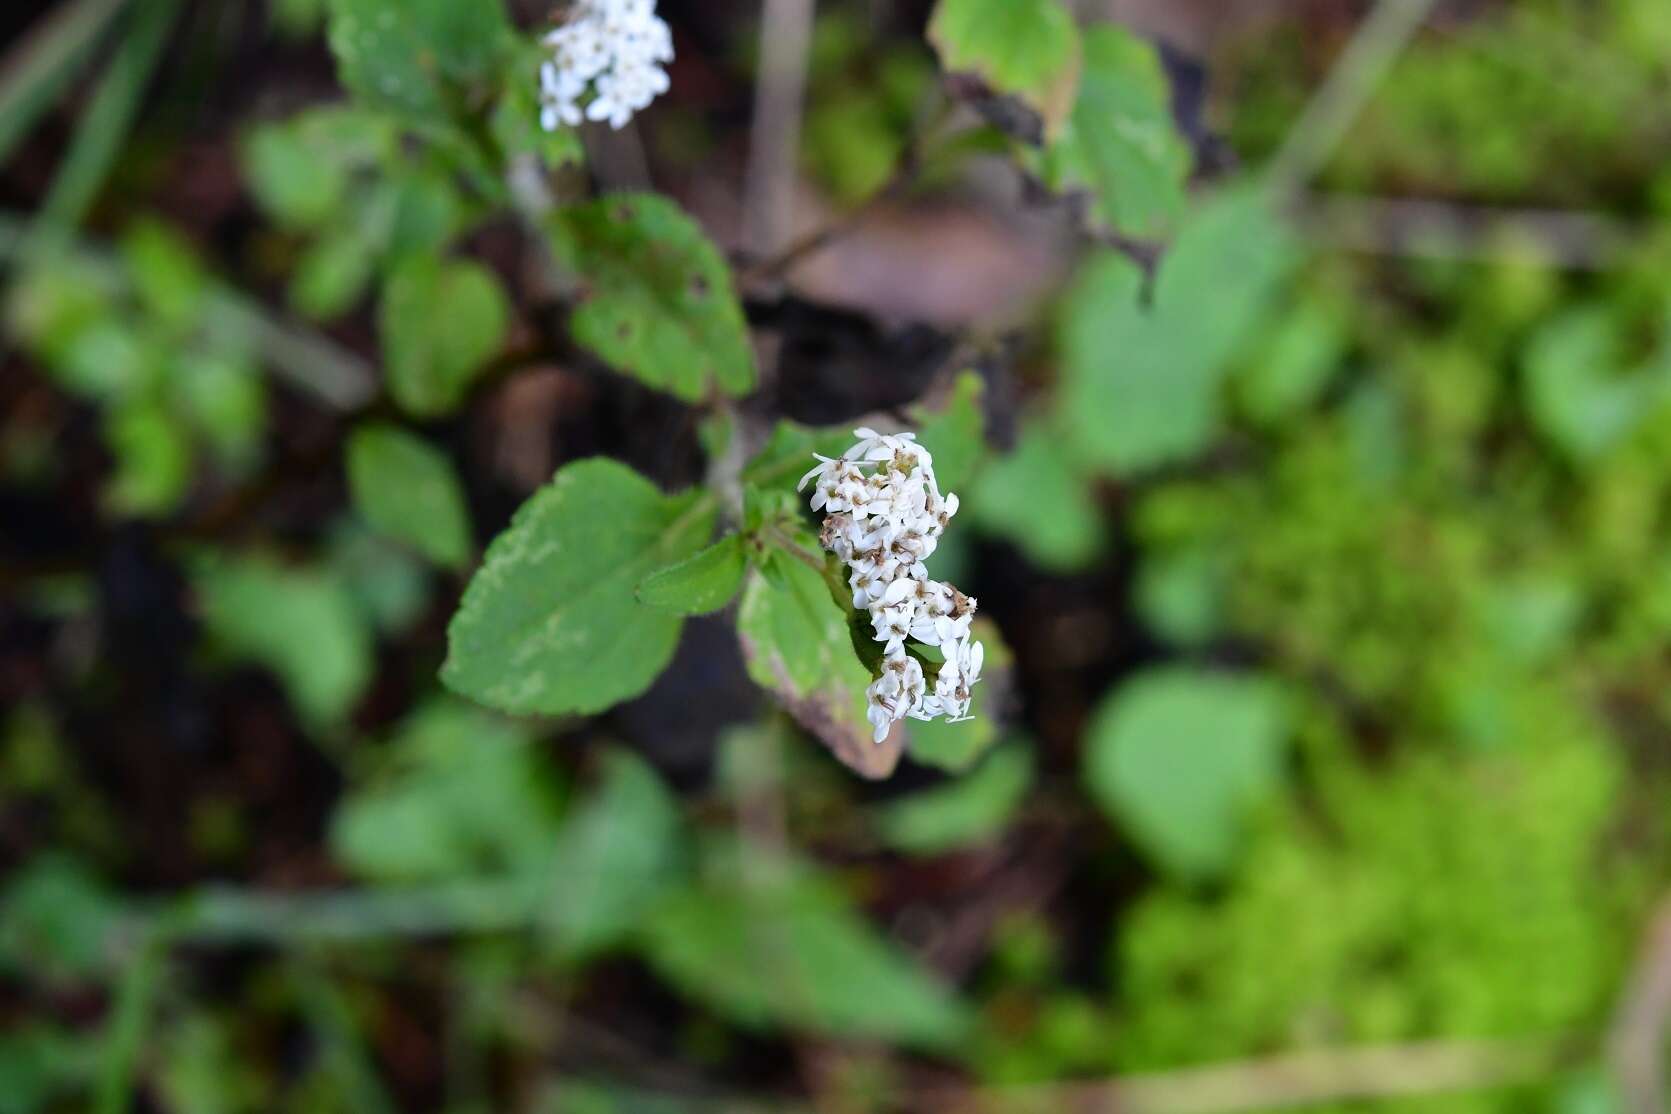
[6,0,1671,1112]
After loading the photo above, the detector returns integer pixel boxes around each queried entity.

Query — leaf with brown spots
[735,561,902,779]
[545,193,756,402]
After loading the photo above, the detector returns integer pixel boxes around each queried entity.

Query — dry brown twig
[1609,896,1671,1114]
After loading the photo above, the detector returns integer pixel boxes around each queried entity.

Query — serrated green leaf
[346,423,473,568]
[736,561,897,779]
[325,0,512,119]
[969,416,1102,571]
[379,254,509,416]
[545,194,755,402]
[878,743,1033,855]
[640,868,967,1048]
[638,534,747,615]
[928,0,1081,142]
[442,459,715,716]
[1058,187,1299,475]
[195,555,374,727]
[1034,23,1190,239]
[1083,667,1290,881]
[330,699,561,882]
[544,748,683,959]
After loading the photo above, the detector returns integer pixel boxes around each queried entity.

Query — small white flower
[539,0,674,133]
[804,426,985,744]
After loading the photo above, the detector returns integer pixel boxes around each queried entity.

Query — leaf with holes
[546,194,755,402]
[325,0,512,119]
[928,0,1081,142]
[1033,23,1191,239]
[442,459,715,716]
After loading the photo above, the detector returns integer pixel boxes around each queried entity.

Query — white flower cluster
[539,0,673,132]
[798,428,985,744]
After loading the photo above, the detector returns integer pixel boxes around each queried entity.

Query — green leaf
[641,866,967,1048]
[907,618,1013,772]
[241,125,349,230]
[1058,188,1299,475]
[103,402,192,517]
[491,40,587,172]
[327,522,434,636]
[969,417,1102,571]
[638,534,747,615]
[0,855,124,983]
[172,350,267,468]
[346,423,473,568]
[289,218,380,320]
[740,421,855,494]
[878,743,1033,855]
[325,0,512,119]
[1083,667,1290,881]
[736,561,897,778]
[1235,297,1348,425]
[195,555,374,727]
[442,459,715,716]
[544,748,683,959]
[928,0,1081,142]
[379,254,509,416]
[912,371,987,492]
[1134,547,1223,648]
[331,699,562,882]
[121,219,208,330]
[1033,23,1190,239]
[545,194,756,402]
[1522,306,1671,464]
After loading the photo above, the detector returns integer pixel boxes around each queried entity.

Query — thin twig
[0,0,128,167]
[1609,897,1671,1114]
[742,0,817,260]
[1264,0,1440,198]
[1293,191,1635,271]
[23,0,181,252]
[916,1036,1578,1114]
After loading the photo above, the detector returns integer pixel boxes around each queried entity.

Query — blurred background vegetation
[4,0,1671,1111]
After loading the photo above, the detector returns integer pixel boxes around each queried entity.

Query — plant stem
[1263,0,1440,198]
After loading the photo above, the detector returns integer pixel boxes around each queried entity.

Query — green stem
[25,0,182,255]
[0,0,129,168]
[93,926,168,1114]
